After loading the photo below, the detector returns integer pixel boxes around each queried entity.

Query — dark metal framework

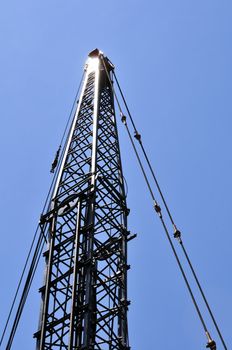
[35,50,131,350]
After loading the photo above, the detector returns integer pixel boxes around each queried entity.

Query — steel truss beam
[35,49,130,350]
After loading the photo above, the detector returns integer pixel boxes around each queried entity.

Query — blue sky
[0,1,231,349]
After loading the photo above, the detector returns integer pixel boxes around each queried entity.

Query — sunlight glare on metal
[86,57,100,72]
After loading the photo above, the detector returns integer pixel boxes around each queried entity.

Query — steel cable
[100,55,218,348]
[124,120,209,337]
[112,69,227,350]
[5,235,45,349]
[1,72,85,349]
[0,226,39,347]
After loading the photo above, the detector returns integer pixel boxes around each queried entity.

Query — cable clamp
[154,202,162,217]
[134,130,141,141]
[206,340,216,350]
[206,331,216,350]
[174,228,181,240]
[120,112,127,124]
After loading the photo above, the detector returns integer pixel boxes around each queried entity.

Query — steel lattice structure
[35,49,131,350]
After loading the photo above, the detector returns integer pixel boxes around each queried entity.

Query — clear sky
[0,1,231,349]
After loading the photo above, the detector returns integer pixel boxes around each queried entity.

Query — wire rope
[100,55,218,349]
[124,120,210,337]
[5,235,45,349]
[113,69,227,350]
[1,72,85,349]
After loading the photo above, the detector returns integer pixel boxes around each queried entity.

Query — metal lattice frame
[35,50,131,350]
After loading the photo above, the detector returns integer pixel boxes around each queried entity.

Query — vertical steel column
[68,198,82,349]
[37,211,57,350]
[82,56,100,349]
